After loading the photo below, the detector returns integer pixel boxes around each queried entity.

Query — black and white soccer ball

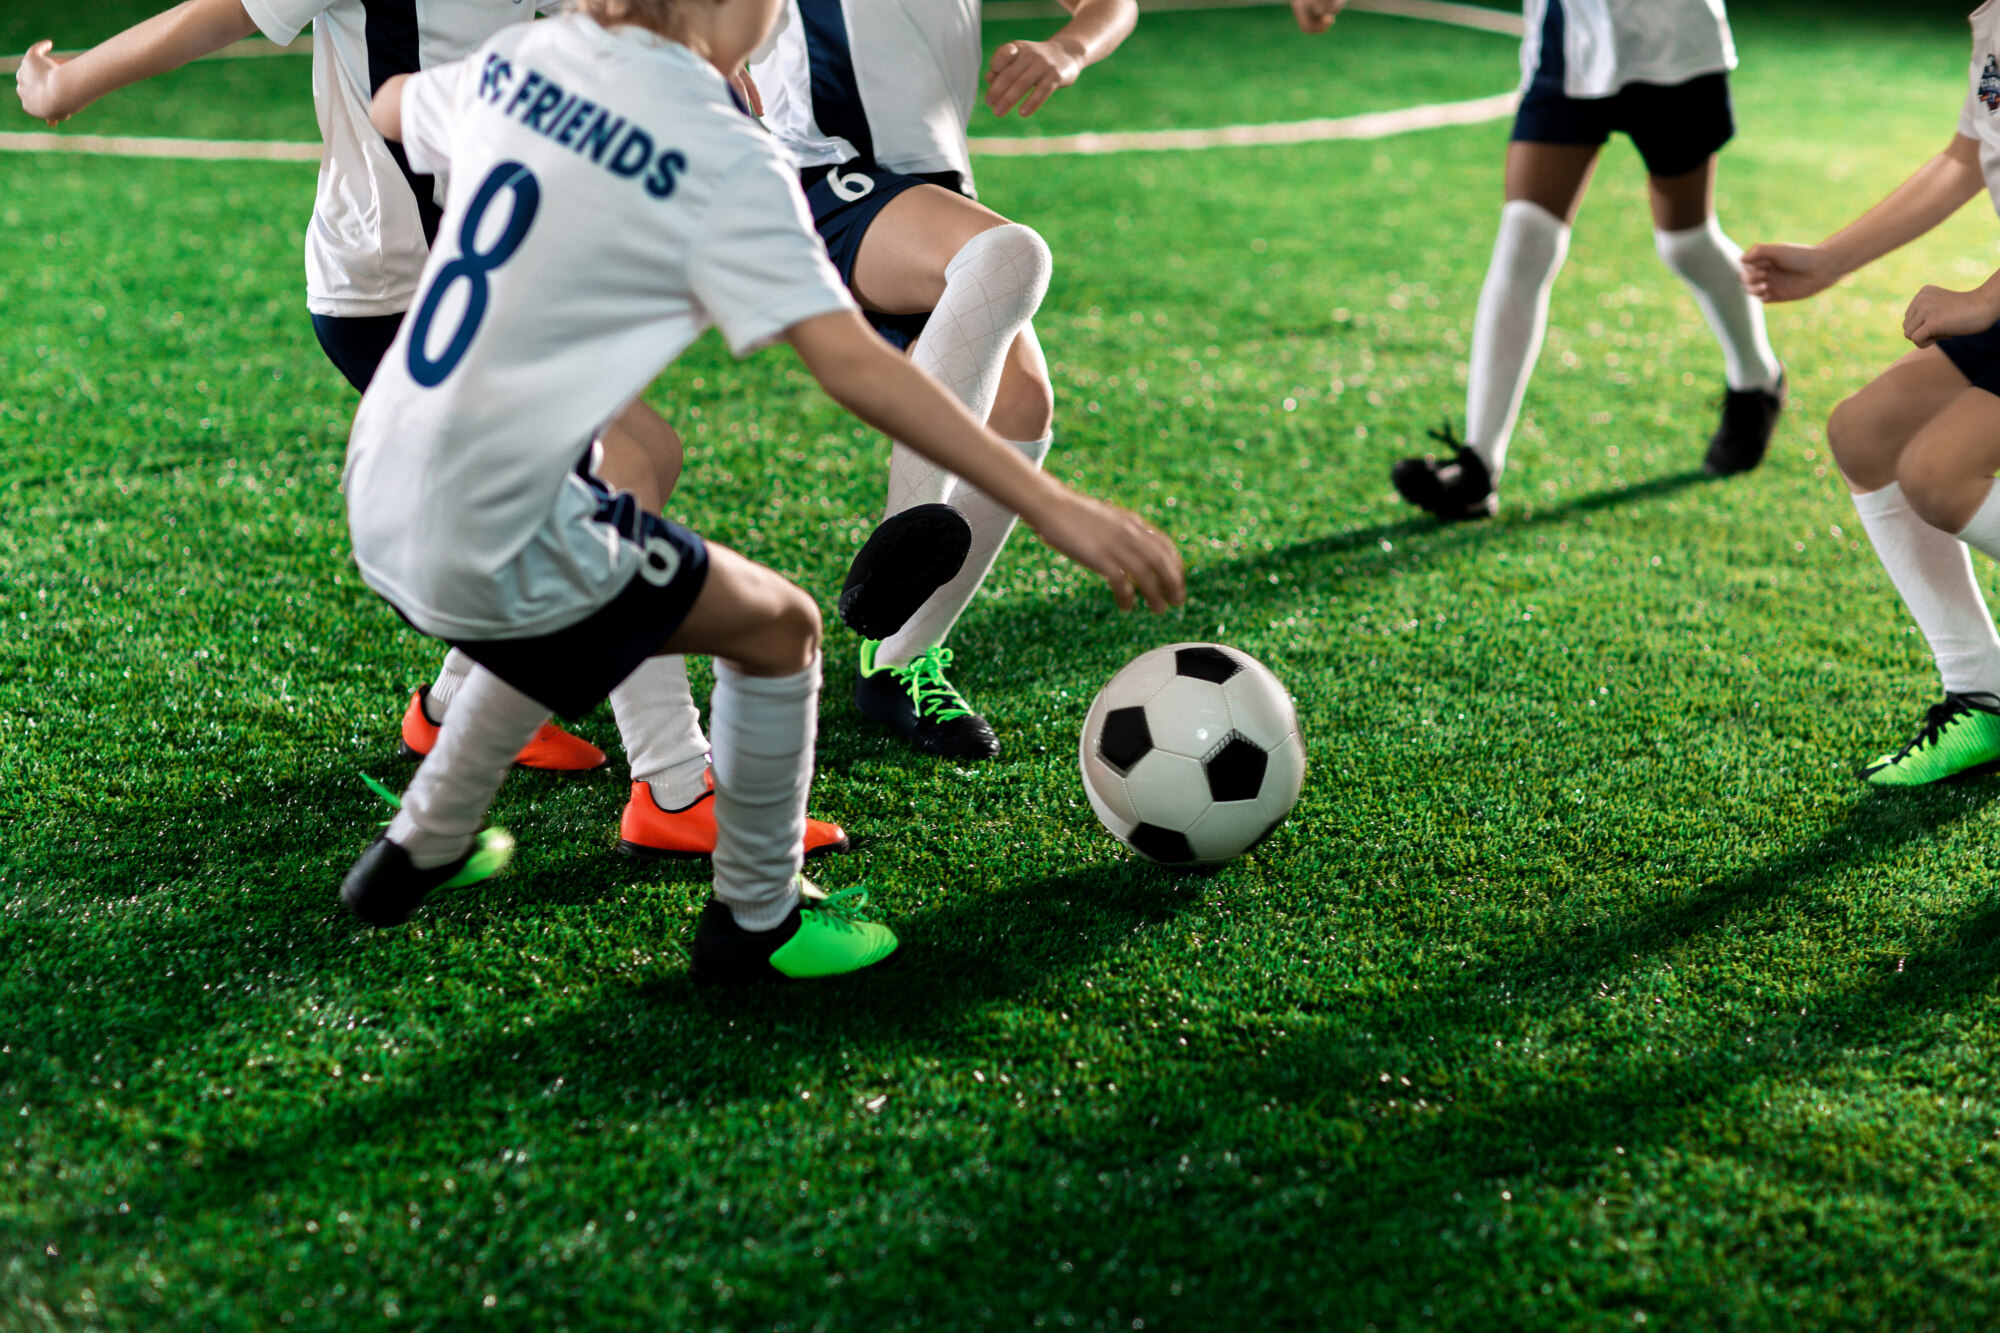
[1078,643,1306,866]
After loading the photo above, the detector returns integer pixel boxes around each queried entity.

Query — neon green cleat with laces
[1861,692,2000,787]
[853,639,1000,760]
[690,882,900,984]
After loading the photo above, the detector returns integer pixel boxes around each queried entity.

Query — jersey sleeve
[399,57,479,178]
[239,0,334,47]
[689,147,858,358]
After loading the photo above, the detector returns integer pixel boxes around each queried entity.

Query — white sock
[1655,216,1782,393]
[1853,482,2000,697]
[424,648,477,723]
[1954,480,2000,565]
[609,655,711,809]
[708,657,818,931]
[880,431,1054,666]
[1465,199,1570,476]
[388,666,549,869]
[883,224,1053,517]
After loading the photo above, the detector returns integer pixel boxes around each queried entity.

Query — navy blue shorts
[444,481,710,721]
[1512,1,1734,179]
[1939,321,2000,398]
[802,161,969,351]
[311,312,405,393]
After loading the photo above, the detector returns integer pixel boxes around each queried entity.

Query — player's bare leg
[1648,156,1786,474]
[844,185,1057,760]
[1392,142,1596,520]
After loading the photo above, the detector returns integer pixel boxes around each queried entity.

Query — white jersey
[1521,0,1735,100]
[241,0,544,317]
[1958,2,2000,217]
[344,18,856,640]
[749,0,981,192]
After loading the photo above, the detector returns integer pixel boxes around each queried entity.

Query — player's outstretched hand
[1904,283,2000,349]
[985,38,1082,118]
[1741,242,1841,304]
[16,41,70,126]
[1028,490,1186,612]
[1290,0,1347,34]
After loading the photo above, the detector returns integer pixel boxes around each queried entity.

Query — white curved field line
[0,0,1521,161]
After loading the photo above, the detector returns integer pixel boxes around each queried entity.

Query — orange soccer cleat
[617,780,851,860]
[398,687,609,772]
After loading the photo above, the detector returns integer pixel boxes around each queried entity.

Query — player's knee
[989,357,1054,441]
[1896,445,1962,531]
[954,223,1053,324]
[758,583,822,675]
[1827,391,1892,486]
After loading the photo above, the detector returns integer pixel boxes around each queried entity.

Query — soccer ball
[1078,643,1306,866]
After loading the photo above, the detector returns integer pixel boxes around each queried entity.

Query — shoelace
[1892,692,2000,759]
[1426,420,1464,452]
[803,884,873,929]
[893,647,973,722]
[362,773,403,825]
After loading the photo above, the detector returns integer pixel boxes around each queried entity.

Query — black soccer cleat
[854,640,1000,761]
[1391,425,1498,521]
[839,503,974,641]
[339,828,514,927]
[1704,370,1787,477]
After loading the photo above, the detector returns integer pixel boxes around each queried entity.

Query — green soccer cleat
[853,640,1000,761]
[690,883,900,984]
[340,827,515,927]
[1861,692,2000,787]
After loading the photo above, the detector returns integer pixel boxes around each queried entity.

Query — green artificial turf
[9,2,2000,1330]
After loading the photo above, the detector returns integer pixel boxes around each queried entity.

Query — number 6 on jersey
[407,161,541,387]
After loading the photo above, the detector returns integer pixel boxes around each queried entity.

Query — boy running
[747,0,1137,761]
[342,0,1183,979]
[1744,0,2000,786]
[1294,0,1786,519]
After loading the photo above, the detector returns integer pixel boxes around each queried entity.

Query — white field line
[0,0,1518,71]
[970,89,1516,155]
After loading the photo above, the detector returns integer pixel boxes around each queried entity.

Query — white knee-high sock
[424,648,477,722]
[883,224,1053,517]
[1954,481,2000,565]
[1465,199,1571,476]
[1853,483,2000,697]
[1655,216,1782,393]
[880,431,1053,666]
[388,666,548,868]
[609,656,710,808]
[709,657,818,931]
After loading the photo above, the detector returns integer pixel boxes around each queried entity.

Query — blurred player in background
[1745,3,2000,787]
[345,0,1183,976]
[1293,0,1785,520]
[747,0,1137,761]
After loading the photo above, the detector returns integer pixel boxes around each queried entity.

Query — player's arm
[370,72,411,141]
[1289,0,1348,36]
[1743,133,1985,304]
[985,0,1137,118]
[787,309,1184,612]
[14,0,260,126]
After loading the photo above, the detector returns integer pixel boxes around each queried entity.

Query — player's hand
[15,41,71,126]
[985,37,1083,118]
[731,67,764,118]
[1904,283,2000,349]
[1740,241,1841,304]
[1289,0,1347,34]
[1029,490,1186,612]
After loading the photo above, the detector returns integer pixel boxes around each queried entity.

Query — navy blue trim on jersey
[802,162,968,351]
[439,484,711,720]
[362,0,443,246]
[798,0,873,164]
[311,311,406,392]
[1938,320,2000,399]
[1512,1,1734,178]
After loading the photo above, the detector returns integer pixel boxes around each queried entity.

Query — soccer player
[1742,4,2000,787]
[1293,0,1786,520]
[745,0,1137,761]
[340,0,1183,978]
